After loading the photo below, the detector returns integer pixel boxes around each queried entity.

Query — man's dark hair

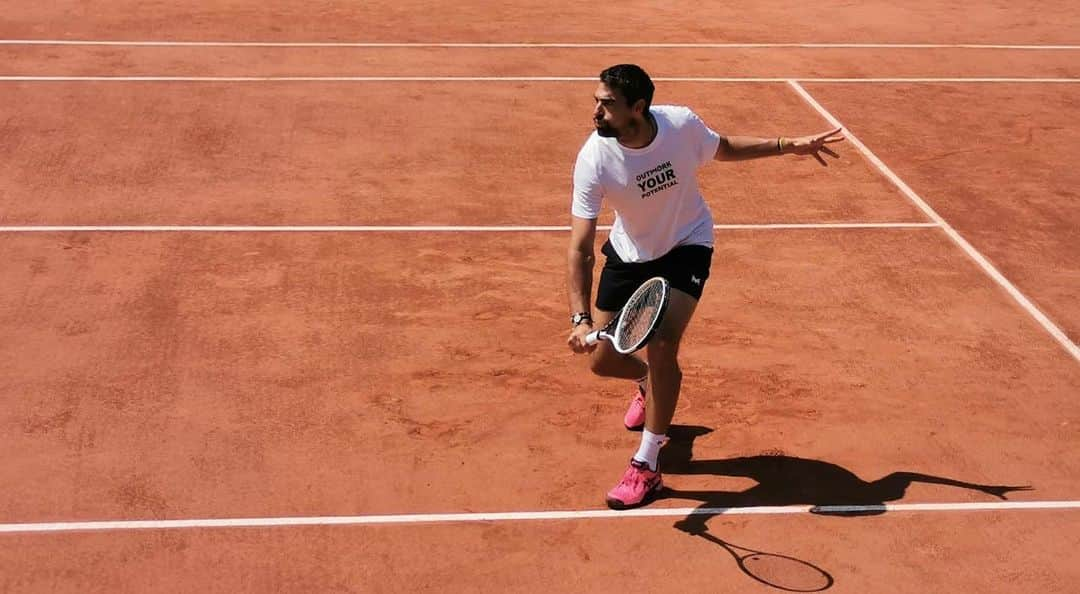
[599,64,655,111]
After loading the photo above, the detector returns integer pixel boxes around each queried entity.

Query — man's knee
[647,335,681,362]
[589,348,620,377]
[647,337,682,376]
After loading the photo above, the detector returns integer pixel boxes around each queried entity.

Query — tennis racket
[585,276,670,354]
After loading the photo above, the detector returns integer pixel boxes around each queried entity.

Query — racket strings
[616,280,666,351]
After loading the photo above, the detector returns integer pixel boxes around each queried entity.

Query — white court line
[1,76,1079,83]
[663,78,1080,84]
[0,223,939,233]
[787,80,1080,363]
[2,500,1078,534]
[1,40,1079,49]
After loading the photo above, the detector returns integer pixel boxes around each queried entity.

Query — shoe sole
[605,484,664,510]
[624,421,644,431]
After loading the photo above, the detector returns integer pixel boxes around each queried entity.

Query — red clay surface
[1,231,1079,592]
[2,1,1079,44]
[2,3,1080,592]
[0,82,923,226]
[3,46,1080,78]
[2,232,1078,509]
[804,83,1080,342]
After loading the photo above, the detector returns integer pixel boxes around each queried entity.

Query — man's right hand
[567,323,597,354]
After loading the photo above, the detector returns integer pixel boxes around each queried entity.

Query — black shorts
[595,240,714,312]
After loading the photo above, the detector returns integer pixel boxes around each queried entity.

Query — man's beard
[595,119,619,137]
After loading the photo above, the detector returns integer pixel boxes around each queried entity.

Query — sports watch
[571,312,593,327]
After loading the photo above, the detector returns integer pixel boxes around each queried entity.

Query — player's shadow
[657,425,1033,535]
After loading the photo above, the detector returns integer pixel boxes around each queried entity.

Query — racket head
[610,276,670,354]
[737,552,834,592]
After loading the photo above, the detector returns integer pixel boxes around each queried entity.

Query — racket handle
[584,330,601,345]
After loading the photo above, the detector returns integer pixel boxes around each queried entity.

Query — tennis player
[566,64,846,509]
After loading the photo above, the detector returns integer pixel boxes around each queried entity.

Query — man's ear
[632,98,647,116]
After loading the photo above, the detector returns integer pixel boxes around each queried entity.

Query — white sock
[632,429,667,471]
[635,373,648,395]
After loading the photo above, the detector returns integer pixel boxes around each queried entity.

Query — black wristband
[571,312,593,327]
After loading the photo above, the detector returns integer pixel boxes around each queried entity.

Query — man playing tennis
[566,64,845,509]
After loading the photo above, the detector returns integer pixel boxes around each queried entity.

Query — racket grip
[584,330,600,345]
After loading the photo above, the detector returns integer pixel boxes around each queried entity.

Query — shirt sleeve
[686,109,722,168]
[570,142,603,219]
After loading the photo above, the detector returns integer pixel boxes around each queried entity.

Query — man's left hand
[784,128,846,166]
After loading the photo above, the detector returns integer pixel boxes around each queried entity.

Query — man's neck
[617,112,657,149]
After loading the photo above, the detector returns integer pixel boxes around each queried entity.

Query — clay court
[1,2,1079,592]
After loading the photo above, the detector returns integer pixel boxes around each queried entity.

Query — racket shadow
[693,531,834,593]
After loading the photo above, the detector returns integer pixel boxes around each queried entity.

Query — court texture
[1,2,1078,592]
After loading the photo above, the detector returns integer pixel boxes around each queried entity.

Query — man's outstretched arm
[715,127,846,166]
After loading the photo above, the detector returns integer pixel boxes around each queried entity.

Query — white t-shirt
[571,105,721,262]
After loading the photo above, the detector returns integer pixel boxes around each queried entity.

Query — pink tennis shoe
[605,459,663,509]
[623,387,646,430]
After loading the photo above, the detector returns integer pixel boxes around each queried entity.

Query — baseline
[3,500,1079,534]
